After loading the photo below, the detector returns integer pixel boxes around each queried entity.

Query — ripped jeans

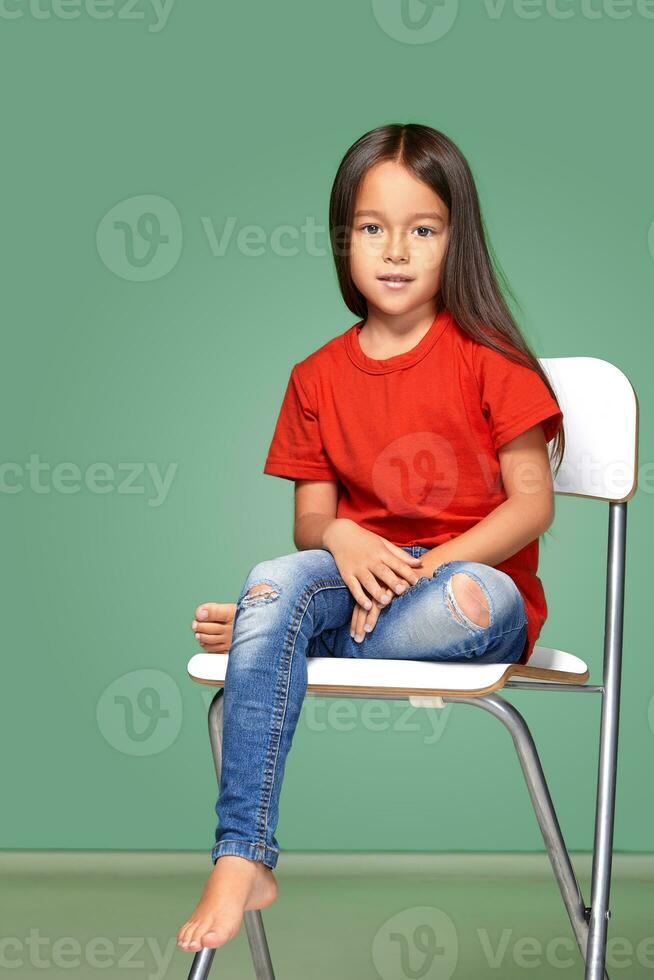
[211,545,527,869]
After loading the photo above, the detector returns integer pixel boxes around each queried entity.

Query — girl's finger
[352,599,383,641]
[359,569,394,607]
[380,553,424,585]
[383,541,424,565]
[350,604,365,638]
[362,602,382,635]
[346,575,375,611]
[370,560,414,595]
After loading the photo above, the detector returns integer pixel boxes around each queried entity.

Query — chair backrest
[539,357,639,503]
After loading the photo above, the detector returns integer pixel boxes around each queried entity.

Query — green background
[2,1,652,857]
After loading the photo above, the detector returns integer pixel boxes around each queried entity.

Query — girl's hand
[323,519,424,611]
[349,549,444,642]
[350,595,387,643]
[192,602,237,653]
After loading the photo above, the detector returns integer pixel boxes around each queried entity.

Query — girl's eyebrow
[353,209,446,221]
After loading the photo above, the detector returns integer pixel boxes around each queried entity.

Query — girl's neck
[359,297,442,360]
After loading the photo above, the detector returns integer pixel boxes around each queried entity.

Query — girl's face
[349,159,450,317]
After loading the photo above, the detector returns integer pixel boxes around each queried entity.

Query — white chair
[185,356,638,980]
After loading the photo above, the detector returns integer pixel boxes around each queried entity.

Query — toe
[201,928,231,949]
[184,929,202,951]
[179,921,201,950]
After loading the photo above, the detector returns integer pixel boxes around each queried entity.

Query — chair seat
[187,645,589,698]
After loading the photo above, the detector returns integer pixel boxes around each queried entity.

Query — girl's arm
[293,479,340,551]
[419,423,555,577]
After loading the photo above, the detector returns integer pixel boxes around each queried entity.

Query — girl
[176,123,564,953]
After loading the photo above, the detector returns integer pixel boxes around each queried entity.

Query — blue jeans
[211,545,527,869]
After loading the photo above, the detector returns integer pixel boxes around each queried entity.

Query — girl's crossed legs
[177,545,527,951]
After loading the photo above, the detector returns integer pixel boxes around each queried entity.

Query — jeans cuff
[211,839,279,870]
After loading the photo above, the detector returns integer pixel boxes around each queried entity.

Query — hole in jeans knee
[242,582,281,605]
[446,573,491,630]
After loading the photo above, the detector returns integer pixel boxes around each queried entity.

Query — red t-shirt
[263,308,563,665]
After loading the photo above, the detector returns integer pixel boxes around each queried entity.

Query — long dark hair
[328,123,565,482]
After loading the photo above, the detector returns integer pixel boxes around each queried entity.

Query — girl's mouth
[377,275,415,290]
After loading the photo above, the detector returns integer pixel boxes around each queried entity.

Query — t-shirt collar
[344,307,452,375]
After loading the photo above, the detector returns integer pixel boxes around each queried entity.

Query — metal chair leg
[446,692,609,980]
[187,947,215,979]
[186,690,276,980]
[243,910,278,979]
[583,502,626,979]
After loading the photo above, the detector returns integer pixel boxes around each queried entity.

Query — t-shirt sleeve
[473,341,563,451]
[263,363,339,482]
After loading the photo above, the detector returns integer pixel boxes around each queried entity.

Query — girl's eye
[359,224,436,237]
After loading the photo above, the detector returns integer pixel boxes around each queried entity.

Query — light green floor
[1,852,652,979]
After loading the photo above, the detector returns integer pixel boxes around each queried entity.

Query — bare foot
[177,855,278,952]
[192,602,237,653]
